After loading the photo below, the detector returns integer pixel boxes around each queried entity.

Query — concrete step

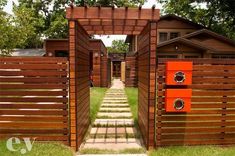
[97,112,132,119]
[99,107,131,112]
[83,138,143,151]
[103,98,127,100]
[90,127,136,135]
[101,104,129,107]
[102,101,128,104]
[93,119,134,127]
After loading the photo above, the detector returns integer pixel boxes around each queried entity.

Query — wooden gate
[0,57,69,144]
[156,58,235,147]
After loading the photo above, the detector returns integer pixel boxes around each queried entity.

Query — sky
[3,0,162,47]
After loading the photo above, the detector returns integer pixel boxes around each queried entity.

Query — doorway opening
[66,6,159,151]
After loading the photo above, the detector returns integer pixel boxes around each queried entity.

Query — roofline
[89,39,106,49]
[44,39,68,41]
[157,37,218,52]
[183,29,235,46]
[160,14,207,29]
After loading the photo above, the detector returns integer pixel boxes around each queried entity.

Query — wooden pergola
[66,6,159,35]
[66,6,160,150]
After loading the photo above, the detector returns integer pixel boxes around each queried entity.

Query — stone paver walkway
[80,79,143,153]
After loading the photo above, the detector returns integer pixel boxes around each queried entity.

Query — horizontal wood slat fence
[156,58,235,147]
[0,57,69,144]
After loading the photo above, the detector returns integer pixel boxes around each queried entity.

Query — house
[125,14,235,87]
[44,39,111,87]
[44,14,235,87]
[11,49,46,56]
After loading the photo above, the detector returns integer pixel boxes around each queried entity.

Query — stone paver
[100,107,131,112]
[81,78,143,153]
[101,104,129,107]
[97,112,132,118]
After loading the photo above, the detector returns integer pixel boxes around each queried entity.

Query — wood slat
[156,58,235,147]
[0,57,69,145]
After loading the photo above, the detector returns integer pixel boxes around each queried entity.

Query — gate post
[69,20,78,150]
[148,21,157,148]
[137,21,157,149]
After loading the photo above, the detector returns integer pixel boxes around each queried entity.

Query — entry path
[81,79,143,153]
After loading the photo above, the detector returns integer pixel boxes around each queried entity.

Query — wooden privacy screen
[69,21,90,150]
[0,57,69,144]
[125,53,137,87]
[156,58,235,146]
[138,22,157,148]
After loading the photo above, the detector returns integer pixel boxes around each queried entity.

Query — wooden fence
[156,58,235,147]
[138,21,157,148]
[0,57,69,144]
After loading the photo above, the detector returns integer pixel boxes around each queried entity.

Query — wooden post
[69,20,78,150]
[148,21,157,148]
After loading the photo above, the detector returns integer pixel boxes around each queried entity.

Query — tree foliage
[107,39,129,53]
[16,0,146,48]
[159,0,235,40]
[0,2,41,56]
[0,0,7,9]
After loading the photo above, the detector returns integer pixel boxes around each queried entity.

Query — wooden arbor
[66,6,160,150]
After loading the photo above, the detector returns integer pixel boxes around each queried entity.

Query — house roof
[159,14,206,29]
[12,49,46,56]
[157,37,218,52]
[44,39,68,41]
[90,39,106,48]
[183,29,235,46]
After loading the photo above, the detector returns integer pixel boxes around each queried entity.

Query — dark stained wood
[137,21,157,149]
[0,57,69,144]
[125,53,137,87]
[69,21,91,150]
[44,39,68,57]
[156,58,235,147]
[90,40,110,87]
[66,7,160,35]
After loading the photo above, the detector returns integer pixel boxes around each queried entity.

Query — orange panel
[165,89,192,112]
[166,61,192,85]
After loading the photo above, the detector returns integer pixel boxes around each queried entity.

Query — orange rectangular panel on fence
[166,61,192,85]
[165,89,192,112]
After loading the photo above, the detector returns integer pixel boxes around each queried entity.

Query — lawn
[90,87,107,122]
[148,146,235,156]
[125,87,138,123]
[0,141,74,156]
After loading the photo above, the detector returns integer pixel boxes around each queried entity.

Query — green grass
[125,87,138,123]
[148,146,235,156]
[0,141,74,156]
[90,87,107,122]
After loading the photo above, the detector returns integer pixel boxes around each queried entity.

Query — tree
[158,0,235,40]
[108,39,129,53]
[0,4,43,56]
[0,0,7,10]
[13,4,44,48]
[16,0,146,47]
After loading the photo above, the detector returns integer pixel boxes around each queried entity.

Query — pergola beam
[66,7,159,20]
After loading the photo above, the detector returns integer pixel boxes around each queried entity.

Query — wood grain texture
[66,7,160,35]
[125,53,138,87]
[137,21,157,149]
[0,57,69,144]
[156,58,235,147]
